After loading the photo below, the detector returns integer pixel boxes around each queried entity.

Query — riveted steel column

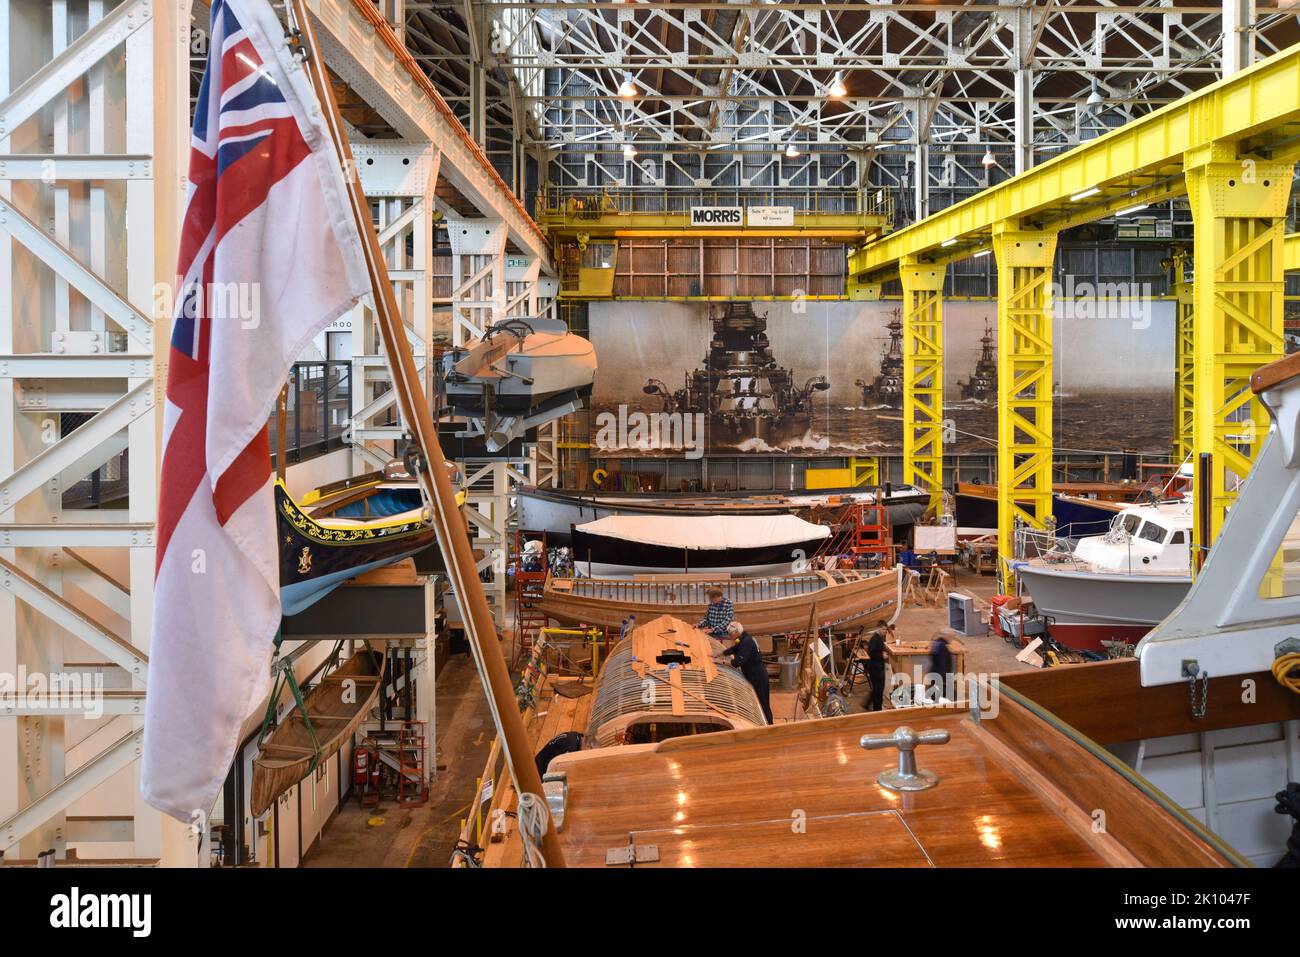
[991,225,1059,582]
[1185,142,1289,554]
[1171,252,1195,464]
[899,256,946,517]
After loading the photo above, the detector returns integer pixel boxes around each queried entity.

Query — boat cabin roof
[1112,502,1193,531]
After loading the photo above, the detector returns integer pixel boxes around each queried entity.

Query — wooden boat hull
[251,649,383,818]
[277,483,437,616]
[538,566,901,635]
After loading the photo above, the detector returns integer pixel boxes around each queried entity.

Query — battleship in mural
[855,309,904,409]
[958,321,997,402]
[642,301,829,449]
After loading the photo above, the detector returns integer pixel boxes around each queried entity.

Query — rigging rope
[1272,651,1300,695]
[517,793,550,869]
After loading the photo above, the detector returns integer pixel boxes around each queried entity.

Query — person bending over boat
[715,621,773,723]
[697,587,734,637]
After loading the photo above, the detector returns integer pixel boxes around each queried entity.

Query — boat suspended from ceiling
[570,512,833,577]
[439,316,596,452]
[538,565,901,635]
[250,644,383,817]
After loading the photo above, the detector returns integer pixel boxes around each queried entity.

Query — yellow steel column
[899,256,947,516]
[1185,143,1289,554]
[1171,251,1195,463]
[991,224,1059,582]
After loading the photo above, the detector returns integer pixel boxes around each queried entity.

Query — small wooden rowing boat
[251,649,383,817]
[537,565,901,635]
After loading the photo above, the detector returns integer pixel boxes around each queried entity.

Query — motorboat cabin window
[1137,521,1168,545]
[1121,513,1141,535]
[1170,530,1186,545]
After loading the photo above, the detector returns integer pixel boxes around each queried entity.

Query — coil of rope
[517,792,551,869]
[1272,650,1300,695]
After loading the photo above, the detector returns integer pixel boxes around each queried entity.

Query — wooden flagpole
[287,0,566,867]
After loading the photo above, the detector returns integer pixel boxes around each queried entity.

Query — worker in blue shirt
[697,587,734,637]
[716,621,773,723]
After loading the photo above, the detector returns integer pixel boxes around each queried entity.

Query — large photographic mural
[588,298,1175,458]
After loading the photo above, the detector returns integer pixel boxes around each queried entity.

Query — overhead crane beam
[848,46,1300,283]
[848,44,1300,575]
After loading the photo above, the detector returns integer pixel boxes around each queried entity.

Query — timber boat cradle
[538,566,902,635]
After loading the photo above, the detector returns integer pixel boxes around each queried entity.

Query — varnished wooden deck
[476,676,1236,868]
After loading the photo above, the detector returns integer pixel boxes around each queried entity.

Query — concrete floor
[304,566,1035,867]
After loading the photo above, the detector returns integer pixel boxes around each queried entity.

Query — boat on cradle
[537,565,901,635]
[954,471,1191,542]
[277,463,464,616]
[250,647,383,817]
[1012,501,1194,652]
[519,483,931,544]
[571,512,832,577]
[439,316,596,452]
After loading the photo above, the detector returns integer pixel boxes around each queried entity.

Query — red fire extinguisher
[354,742,380,807]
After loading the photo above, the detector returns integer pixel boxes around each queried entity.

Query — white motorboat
[1012,501,1194,651]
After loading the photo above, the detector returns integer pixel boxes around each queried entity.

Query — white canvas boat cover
[574,513,831,551]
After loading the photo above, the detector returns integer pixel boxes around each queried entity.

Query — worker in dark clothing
[716,621,773,723]
[864,618,893,712]
[928,630,955,701]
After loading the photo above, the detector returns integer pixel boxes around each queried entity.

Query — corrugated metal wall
[613,238,847,299]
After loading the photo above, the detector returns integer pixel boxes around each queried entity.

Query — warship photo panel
[588,299,1177,458]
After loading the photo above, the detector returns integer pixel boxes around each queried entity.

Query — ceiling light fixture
[981,150,996,168]
[941,238,958,247]
[623,142,636,158]
[828,74,847,98]
[618,74,637,99]
[1114,203,1149,217]
[1070,187,1101,202]
[973,248,991,258]
[785,142,801,158]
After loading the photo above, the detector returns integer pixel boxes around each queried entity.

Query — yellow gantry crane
[849,45,1300,580]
